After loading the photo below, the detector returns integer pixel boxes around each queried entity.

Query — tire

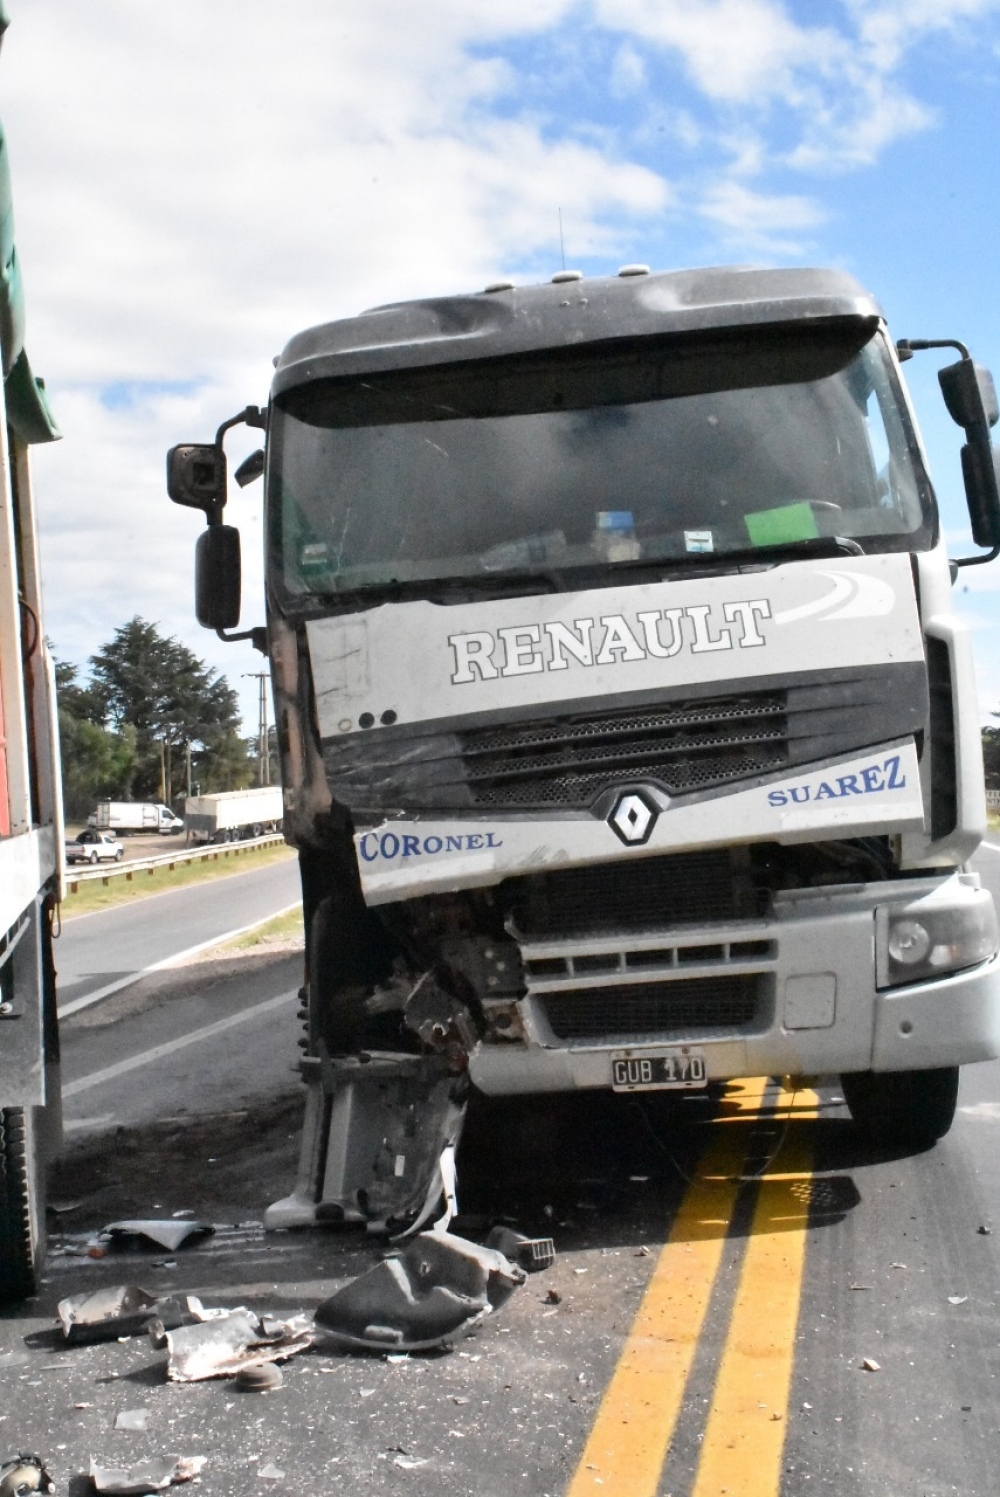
[88,851,98,865]
[251,823,263,839]
[841,1066,959,1149]
[309,889,396,1055]
[0,1107,45,1303]
[115,848,124,861]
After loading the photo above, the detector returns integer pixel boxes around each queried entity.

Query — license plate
[610,1048,708,1092]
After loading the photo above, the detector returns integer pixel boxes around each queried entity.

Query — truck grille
[459,694,785,807]
[506,850,756,934]
[323,663,927,814]
[539,975,760,1041]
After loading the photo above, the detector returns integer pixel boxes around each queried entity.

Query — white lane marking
[978,842,1000,855]
[58,903,301,1018]
[62,990,298,1098]
[62,1115,116,1133]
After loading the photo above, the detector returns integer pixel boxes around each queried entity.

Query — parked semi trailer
[184,785,283,843]
[0,9,64,1302]
[169,264,1000,1234]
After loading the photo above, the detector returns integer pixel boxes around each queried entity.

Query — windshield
[270,326,933,599]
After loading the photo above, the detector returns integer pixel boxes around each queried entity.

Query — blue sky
[4,0,1000,727]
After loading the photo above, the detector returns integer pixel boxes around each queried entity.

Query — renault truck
[168,264,1000,1233]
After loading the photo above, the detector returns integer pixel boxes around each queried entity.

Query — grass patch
[61,839,296,920]
[218,905,304,952]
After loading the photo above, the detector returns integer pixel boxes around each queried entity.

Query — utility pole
[244,672,271,786]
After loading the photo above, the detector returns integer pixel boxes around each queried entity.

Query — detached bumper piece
[314,1230,526,1352]
[265,1051,468,1235]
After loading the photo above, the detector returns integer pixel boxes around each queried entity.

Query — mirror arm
[217,625,268,654]
[953,545,1000,569]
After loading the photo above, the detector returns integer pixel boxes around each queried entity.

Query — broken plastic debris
[58,1287,210,1345]
[393,1457,428,1471]
[314,1231,526,1352]
[948,1295,969,1305]
[89,1457,206,1494]
[92,1220,215,1253]
[257,1467,284,1483]
[0,1455,54,1497]
[977,1224,992,1235]
[114,1409,150,1432]
[484,1226,556,1273]
[861,1358,881,1372]
[164,1309,314,1382]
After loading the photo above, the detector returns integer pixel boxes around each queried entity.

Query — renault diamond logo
[609,790,658,846]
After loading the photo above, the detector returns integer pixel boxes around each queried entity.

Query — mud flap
[265,1051,468,1235]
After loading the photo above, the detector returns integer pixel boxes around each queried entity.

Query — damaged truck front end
[168,265,1000,1234]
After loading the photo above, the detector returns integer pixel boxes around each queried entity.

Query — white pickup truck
[64,830,124,865]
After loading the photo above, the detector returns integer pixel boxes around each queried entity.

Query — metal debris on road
[234,1362,284,1392]
[57,1287,212,1346]
[89,1456,206,1494]
[163,1309,314,1382]
[314,1230,526,1353]
[89,1220,215,1254]
[0,1455,54,1497]
[484,1226,556,1273]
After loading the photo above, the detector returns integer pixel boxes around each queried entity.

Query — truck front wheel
[309,889,397,1055]
[840,1066,959,1149]
[0,1106,45,1303]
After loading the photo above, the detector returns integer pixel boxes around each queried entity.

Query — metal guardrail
[987,789,1000,808]
[65,833,288,891]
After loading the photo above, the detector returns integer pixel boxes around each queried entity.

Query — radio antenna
[558,208,566,271]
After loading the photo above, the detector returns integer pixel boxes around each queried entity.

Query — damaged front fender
[265,1050,468,1235]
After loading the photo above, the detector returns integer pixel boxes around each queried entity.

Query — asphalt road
[3,845,1000,1494]
[54,853,301,1014]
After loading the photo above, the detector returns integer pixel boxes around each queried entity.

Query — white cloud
[2,0,998,728]
[594,0,833,102]
[698,179,827,253]
[594,0,1000,171]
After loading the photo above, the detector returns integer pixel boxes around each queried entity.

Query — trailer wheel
[841,1066,959,1149]
[251,823,263,839]
[0,1107,45,1304]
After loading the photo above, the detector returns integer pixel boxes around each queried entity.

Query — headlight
[879,891,999,988]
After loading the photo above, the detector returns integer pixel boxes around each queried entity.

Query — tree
[60,619,250,805]
[54,660,137,819]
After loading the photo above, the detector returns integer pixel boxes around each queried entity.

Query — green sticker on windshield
[744,502,819,548]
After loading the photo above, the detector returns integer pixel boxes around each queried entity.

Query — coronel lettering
[358,829,504,863]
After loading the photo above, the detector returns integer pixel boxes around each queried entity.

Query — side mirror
[938,357,1000,553]
[939,358,1000,431]
[195,524,241,630]
[167,443,227,515]
[234,449,265,487]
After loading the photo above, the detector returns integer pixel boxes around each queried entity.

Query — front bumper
[467,872,1000,1096]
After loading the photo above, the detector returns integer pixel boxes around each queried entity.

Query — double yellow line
[566,1078,816,1497]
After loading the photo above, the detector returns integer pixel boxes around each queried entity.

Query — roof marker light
[551,270,583,283]
[484,281,515,293]
[618,264,650,277]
